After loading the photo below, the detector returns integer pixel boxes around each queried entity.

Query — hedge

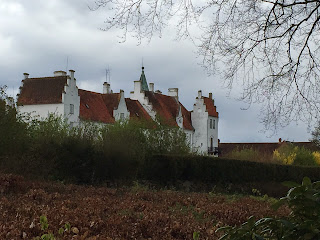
[142,155,320,184]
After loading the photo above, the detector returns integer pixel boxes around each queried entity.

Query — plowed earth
[0,174,289,240]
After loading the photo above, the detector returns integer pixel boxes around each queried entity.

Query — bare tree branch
[91,0,320,131]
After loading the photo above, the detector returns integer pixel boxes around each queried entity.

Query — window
[209,119,215,129]
[70,104,74,114]
[120,113,125,120]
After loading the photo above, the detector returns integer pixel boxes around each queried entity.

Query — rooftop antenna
[106,66,111,83]
[66,56,69,72]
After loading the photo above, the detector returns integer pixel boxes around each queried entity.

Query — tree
[0,86,28,156]
[91,0,320,131]
[311,121,320,146]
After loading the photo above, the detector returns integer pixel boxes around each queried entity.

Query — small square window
[70,104,74,114]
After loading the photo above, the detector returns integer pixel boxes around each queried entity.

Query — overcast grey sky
[0,0,312,142]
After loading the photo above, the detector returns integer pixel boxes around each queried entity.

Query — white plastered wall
[191,92,210,154]
[130,81,156,119]
[114,91,130,121]
[18,103,64,121]
[62,71,80,125]
[207,116,219,154]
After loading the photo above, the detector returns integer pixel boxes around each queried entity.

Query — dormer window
[70,104,74,114]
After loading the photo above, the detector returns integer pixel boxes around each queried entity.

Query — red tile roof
[101,93,120,117]
[79,90,152,124]
[203,97,219,117]
[125,99,153,123]
[79,89,115,124]
[144,91,194,130]
[17,76,67,105]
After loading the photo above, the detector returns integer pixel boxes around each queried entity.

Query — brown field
[0,174,289,240]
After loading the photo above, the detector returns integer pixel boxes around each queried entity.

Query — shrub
[0,85,28,156]
[217,177,320,240]
[273,143,318,166]
[223,147,273,163]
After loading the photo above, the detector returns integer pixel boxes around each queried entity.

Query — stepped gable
[78,89,115,123]
[125,98,153,122]
[144,91,193,130]
[101,93,121,117]
[203,97,219,117]
[17,76,67,105]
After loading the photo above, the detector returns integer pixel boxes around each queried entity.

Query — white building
[17,68,219,155]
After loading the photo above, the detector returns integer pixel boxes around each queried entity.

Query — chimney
[134,80,141,94]
[69,69,75,80]
[279,138,282,143]
[149,83,154,92]
[168,88,179,99]
[209,93,212,99]
[23,73,29,79]
[120,89,124,98]
[103,82,111,94]
[198,90,202,98]
[54,70,67,76]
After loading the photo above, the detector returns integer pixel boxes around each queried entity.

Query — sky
[0,0,313,143]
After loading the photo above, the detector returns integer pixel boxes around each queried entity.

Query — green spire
[140,67,149,91]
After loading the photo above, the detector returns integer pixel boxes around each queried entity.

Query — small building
[17,68,219,155]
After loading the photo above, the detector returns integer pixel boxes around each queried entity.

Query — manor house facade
[17,68,219,155]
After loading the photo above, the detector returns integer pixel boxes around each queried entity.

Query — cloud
[0,0,312,143]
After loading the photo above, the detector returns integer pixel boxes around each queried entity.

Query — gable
[203,97,219,117]
[144,91,193,130]
[17,76,67,105]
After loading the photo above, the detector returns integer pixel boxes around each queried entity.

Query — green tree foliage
[273,144,317,166]
[311,122,320,147]
[217,177,320,240]
[0,85,28,156]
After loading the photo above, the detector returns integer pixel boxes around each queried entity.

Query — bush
[0,86,28,156]
[273,144,318,166]
[217,177,320,240]
[224,147,267,162]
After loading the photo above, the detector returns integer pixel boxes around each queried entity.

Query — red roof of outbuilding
[17,76,67,105]
[144,91,194,130]
[203,97,219,117]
